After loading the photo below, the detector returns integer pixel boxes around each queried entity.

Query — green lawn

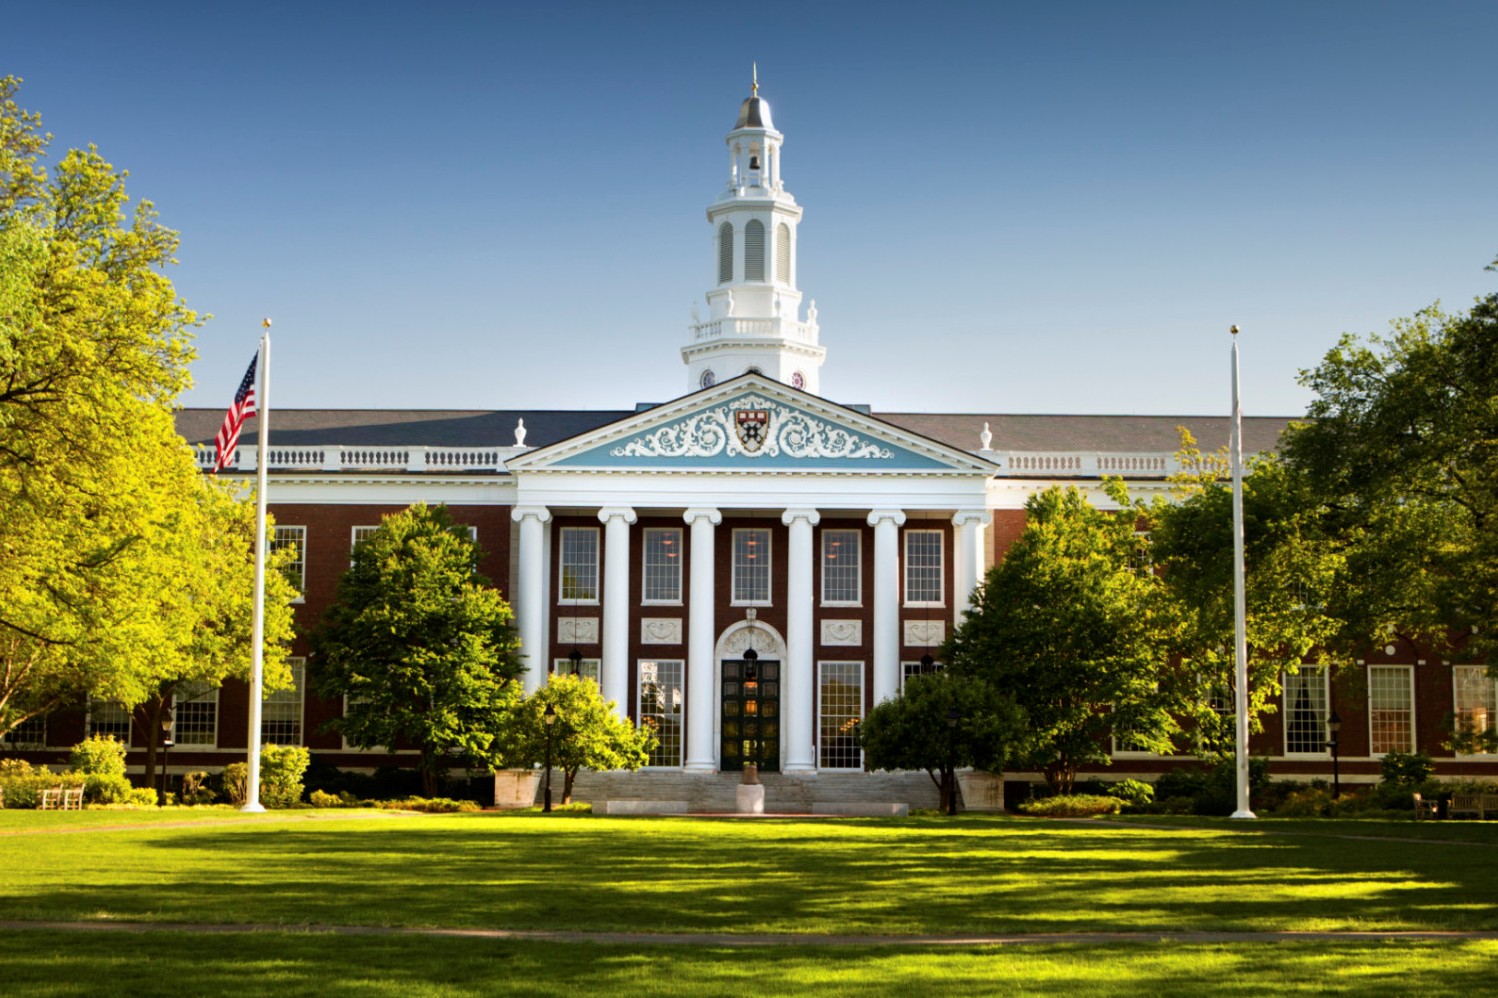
[2,810,1494,995]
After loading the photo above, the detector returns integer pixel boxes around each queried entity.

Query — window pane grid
[901,659,943,691]
[553,658,602,685]
[821,529,861,604]
[1283,667,1328,754]
[2,714,47,749]
[559,527,599,603]
[639,660,684,767]
[819,662,863,769]
[1368,665,1413,755]
[643,528,682,603]
[1454,666,1497,751]
[87,699,132,744]
[904,530,943,605]
[263,658,304,746]
[733,529,771,604]
[174,683,218,747]
[272,526,306,597]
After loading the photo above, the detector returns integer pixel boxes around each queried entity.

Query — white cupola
[682,69,826,396]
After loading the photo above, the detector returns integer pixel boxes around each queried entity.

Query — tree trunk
[563,767,577,805]
[420,749,440,797]
[139,693,170,797]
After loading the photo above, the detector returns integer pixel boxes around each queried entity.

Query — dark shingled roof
[175,408,1298,456]
[875,413,1297,455]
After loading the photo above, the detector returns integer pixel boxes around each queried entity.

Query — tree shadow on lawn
[6,815,1496,935]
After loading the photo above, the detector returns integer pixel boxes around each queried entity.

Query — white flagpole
[242,319,272,812]
[1230,324,1256,819]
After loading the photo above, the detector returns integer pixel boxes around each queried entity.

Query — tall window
[744,219,765,281]
[553,658,601,685]
[1283,667,1328,755]
[559,527,599,603]
[901,659,943,691]
[818,662,863,769]
[1367,665,1414,755]
[174,683,219,747]
[904,529,943,606]
[272,525,306,600]
[821,529,861,605]
[87,699,132,744]
[639,659,684,767]
[0,714,46,749]
[351,525,380,564]
[775,223,791,284]
[263,657,305,746]
[717,222,733,284]
[732,528,771,604]
[1453,665,1497,752]
[642,528,683,604]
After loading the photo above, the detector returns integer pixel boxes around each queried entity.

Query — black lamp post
[945,706,960,816]
[1326,710,1342,800]
[542,702,557,813]
[158,707,175,807]
[569,647,583,676]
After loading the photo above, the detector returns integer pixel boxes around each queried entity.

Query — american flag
[212,354,258,473]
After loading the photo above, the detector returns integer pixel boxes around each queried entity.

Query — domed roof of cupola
[734,65,773,129]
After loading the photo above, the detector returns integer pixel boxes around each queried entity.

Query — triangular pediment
[507,375,996,476]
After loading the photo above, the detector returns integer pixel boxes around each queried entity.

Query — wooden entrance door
[720,659,780,772]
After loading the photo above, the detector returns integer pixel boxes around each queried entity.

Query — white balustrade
[1002,452,1180,478]
[209,445,511,473]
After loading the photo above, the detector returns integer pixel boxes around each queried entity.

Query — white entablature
[683,70,826,397]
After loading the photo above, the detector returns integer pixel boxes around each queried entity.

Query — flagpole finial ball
[262,318,272,329]
[1230,324,1240,336]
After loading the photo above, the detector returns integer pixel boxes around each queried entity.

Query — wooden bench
[38,786,84,811]
[1449,792,1498,819]
[1413,792,1439,820]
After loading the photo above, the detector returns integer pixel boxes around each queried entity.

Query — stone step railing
[195,444,521,473]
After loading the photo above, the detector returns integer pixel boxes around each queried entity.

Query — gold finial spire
[751,62,758,96]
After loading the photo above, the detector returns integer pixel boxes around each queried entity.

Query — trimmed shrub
[179,771,216,806]
[1017,794,1125,818]
[1380,751,1434,787]
[0,759,86,809]
[223,762,249,806]
[260,745,310,808]
[127,787,158,807]
[372,796,482,813]
[1110,778,1155,807]
[69,735,133,804]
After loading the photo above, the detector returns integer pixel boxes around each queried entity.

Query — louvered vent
[776,223,791,283]
[718,223,733,284]
[744,220,765,281]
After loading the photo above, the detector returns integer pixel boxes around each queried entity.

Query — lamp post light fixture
[542,702,557,813]
[1326,710,1342,800]
[158,706,175,807]
[945,706,960,816]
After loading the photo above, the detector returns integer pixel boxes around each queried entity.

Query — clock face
[700,369,716,389]
[791,371,806,390]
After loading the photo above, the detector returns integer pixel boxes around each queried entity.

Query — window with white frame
[818,661,864,769]
[642,528,683,604]
[263,657,305,746]
[553,657,602,686]
[351,525,380,564]
[272,525,307,600]
[903,529,943,606]
[732,528,771,604]
[821,529,861,605]
[1283,667,1328,755]
[559,527,599,603]
[86,699,132,744]
[0,714,46,749]
[638,659,684,767]
[1368,665,1414,755]
[901,658,943,691]
[1453,665,1497,752]
[173,683,219,747]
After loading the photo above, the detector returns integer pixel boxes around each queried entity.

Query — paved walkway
[4,920,1498,947]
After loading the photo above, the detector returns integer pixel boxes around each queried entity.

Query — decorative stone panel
[557,617,599,645]
[820,620,863,646]
[640,618,683,645]
[903,620,945,647]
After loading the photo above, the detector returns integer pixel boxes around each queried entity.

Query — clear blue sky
[6,1,1495,418]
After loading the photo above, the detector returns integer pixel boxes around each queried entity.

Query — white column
[781,508,820,774]
[952,510,992,626]
[868,509,906,705]
[511,506,552,695]
[598,507,637,718]
[683,507,721,772]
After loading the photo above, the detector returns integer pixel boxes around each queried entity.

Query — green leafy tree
[311,503,524,795]
[493,674,655,804]
[945,483,1171,793]
[0,76,293,742]
[858,670,1020,812]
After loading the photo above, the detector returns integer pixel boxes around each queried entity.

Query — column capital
[866,509,907,528]
[781,508,821,527]
[598,506,638,526]
[683,507,722,527]
[512,505,552,524]
[952,509,993,528]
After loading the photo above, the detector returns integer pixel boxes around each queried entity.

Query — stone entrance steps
[569,769,941,813]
